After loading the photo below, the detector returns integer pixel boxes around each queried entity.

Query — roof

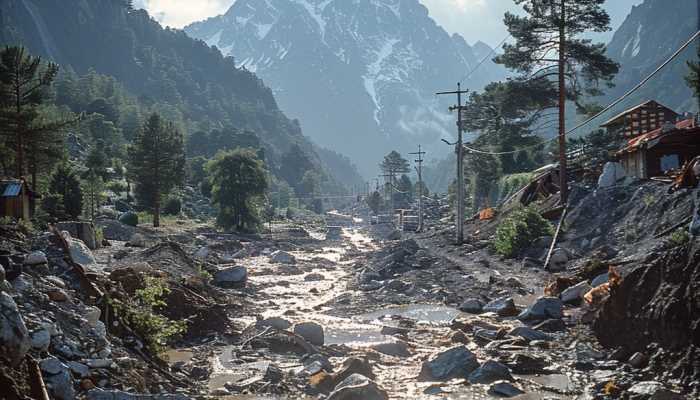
[0,181,23,197]
[617,118,699,154]
[600,100,677,127]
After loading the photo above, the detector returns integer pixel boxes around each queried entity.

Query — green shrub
[494,206,554,258]
[669,228,690,246]
[119,211,139,227]
[162,197,182,215]
[109,276,186,354]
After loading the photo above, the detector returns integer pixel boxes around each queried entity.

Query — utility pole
[557,0,568,204]
[437,83,470,244]
[380,169,395,224]
[410,145,426,232]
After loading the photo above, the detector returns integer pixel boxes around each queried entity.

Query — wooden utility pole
[410,145,426,232]
[557,0,568,204]
[437,83,469,244]
[380,170,395,223]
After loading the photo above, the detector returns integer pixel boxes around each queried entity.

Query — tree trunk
[153,191,160,228]
[557,0,568,204]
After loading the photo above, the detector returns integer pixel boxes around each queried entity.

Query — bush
[119,211,139,227]
[162,197,182,215]
[494,206,554,258]
[669,228,690,246]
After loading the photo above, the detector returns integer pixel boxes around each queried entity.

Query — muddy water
[201,228,579,399]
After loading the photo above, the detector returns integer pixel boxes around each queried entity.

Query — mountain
[602,0,698,115]
[184,0,508,177]
[0,0,364,191]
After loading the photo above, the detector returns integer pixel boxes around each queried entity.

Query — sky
[133,0,645,47]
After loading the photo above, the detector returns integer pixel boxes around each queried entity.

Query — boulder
[65,234,97,266]
[57,222,99,250]
[67,361,90,378]
[591,273,609,288]
[213,266,247,288]
[508,327,552,342]
[560,281,592,303]
[118,211,139,227]
[547,248,569,272]
[327,374,388,400]
[483,297,518,317]
[598,161,626,188]
[371,341,411,358]
[488,381,526,397]
[628,352,648,369]
[293,322,324,346]
[270,250,296,264]
[468,360,513,384]
[0,292,30,366]
[626,381,684,400]
[518,297,563,321]
[24,251,48,265]
[31,329,51,352]
[40,356,75,400]
[419,346,479,381]
[458,298,484,314]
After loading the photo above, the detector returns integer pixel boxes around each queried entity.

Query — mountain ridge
[185,0,508,176]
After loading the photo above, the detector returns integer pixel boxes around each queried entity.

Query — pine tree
[128,113,185,227]
[366,191,382,215]
[0,46,65,186]
[82,170,104,222]
[207,148,268,231]
[380,151,410,175]
[496,0,619,202]
[48,162,83,219]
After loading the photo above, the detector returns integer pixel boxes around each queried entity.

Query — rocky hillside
[184,0,508,176]
[603,0,699,114]
[0,0,364,189]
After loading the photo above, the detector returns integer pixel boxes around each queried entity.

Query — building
[0,179,34,220]
[615,116,700,179]
[601,100,679,138]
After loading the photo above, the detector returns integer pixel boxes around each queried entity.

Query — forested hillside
[0,0,364,193]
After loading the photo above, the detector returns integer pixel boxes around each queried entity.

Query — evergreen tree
[687,47,700,102]
[395,175,414,209]
[380,151,410,175]
[0,46,64,185]
[366,191,382,215]
[207,148,268,231]
[496,0,619,202]
[48,162,83,219]
[128,113,185,227]
[279,144,314,193]
[82,170,104,222]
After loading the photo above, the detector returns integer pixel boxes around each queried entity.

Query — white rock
[24,251,48,265]
[560,281,592,303]
[598,162,626,188]
[85,306,101,328]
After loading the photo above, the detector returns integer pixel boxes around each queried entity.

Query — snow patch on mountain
[363,38,400,126]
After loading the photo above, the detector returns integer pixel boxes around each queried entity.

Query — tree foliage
[494,206,553,258]
[366,191,382,215]
[207,148,268,232]
[380,151,410,175]
[0,46,67,186]
[496,0,619,113]
[128,113,185,227]
[48,162,83,219]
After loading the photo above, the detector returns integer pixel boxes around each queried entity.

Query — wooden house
[615,117,700,179]
[0,179,33,220]
[601,100,679,138]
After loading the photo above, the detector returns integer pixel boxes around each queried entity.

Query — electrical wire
[459,29,700,156]
[460,35,511,83]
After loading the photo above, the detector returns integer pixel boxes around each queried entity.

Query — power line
[460,35,511,83]
[459,29,700,157]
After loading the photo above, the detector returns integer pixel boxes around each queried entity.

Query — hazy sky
[133,0,644,47]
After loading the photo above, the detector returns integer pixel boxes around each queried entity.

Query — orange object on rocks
[479,207,496,220]
[584,267,621,306]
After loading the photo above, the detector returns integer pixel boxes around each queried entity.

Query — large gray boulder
[458,298,484,314]
[64,233,97,266]
[0,292,30,366]
[483,297,518,317]
[270,250,296,264]
[327,374,388,400]
[518,297,563,321]
[213,266,247,288]
[560,281,592,303]
[293,321,324,346]
[419,346,479,381]
[468,360,513,384]
[40,356,75,400]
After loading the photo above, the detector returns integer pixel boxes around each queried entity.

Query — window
[660,154,680,172]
